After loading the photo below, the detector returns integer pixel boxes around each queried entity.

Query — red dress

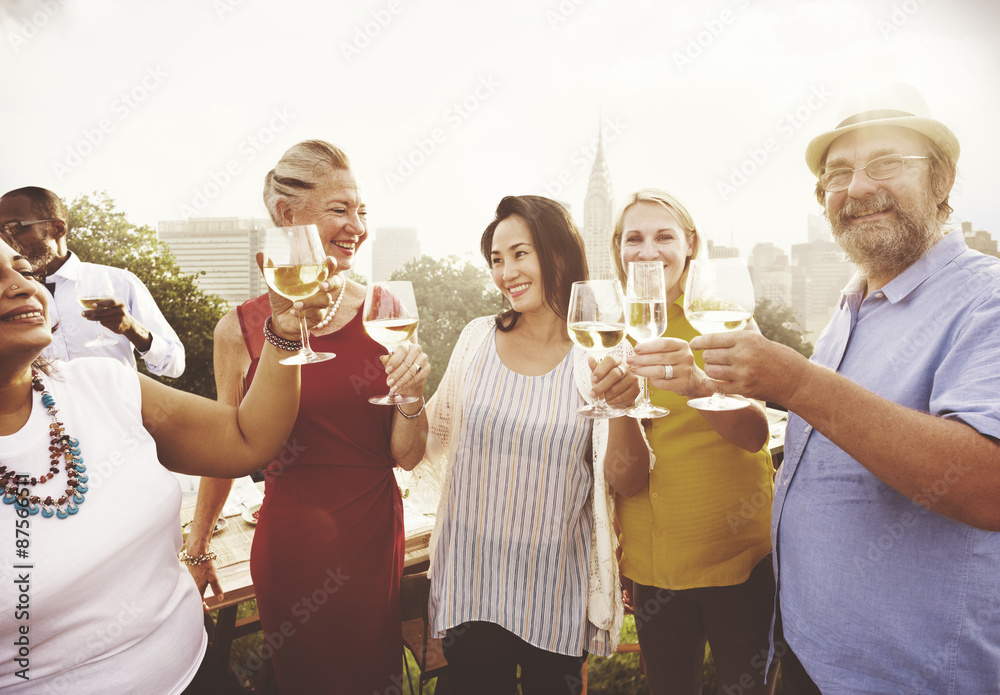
[239,295,405,694]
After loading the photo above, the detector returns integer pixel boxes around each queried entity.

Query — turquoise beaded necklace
[1,369,88,519]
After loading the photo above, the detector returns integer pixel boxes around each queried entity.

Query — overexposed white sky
[2,0,998,278]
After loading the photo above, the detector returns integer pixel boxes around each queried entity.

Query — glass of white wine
[76,266,118,347]
[362,280,420,406]
[625,261,669,419]
[683,257,754,411]
[261,224,334,365]
[567,279,627,419]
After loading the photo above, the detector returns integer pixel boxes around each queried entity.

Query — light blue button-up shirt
[773,230,1000,693]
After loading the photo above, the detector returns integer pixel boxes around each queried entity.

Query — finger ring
[416,364,422,374]
[663,364,674,380]
[615,364,625,379]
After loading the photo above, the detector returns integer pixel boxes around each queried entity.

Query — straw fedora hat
[805,83,960,177]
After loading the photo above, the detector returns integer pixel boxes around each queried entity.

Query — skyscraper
[158,217,265,308]
[582,128,614,280]
[372,227,421,281]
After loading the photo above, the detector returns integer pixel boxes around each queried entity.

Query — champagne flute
[683,257,754,411]
[261,224,334,365]
[567,280,627,419]
[76,267,119,347]
[362,280,420,406]
[625,261,669,419]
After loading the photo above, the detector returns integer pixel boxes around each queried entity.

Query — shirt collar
[839,228,967,307]
[49,251,81,282]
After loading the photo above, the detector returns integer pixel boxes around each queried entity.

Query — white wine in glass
[76,266,118,347]
[261,224,334,365]
[625,261,669,419]
[567,280,627,419]
[683,258,754,411]
[363,280,420,406]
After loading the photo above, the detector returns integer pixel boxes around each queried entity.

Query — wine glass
[683,258,754,411]
[567,280,627,419]
[261,224,334,365]
[625,261,669,419]
[76,267,118,347]
[362,280,420,406]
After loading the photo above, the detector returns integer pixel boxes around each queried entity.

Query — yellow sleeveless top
[617,297,774,589]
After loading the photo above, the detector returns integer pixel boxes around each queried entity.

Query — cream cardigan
[410,316,652,650]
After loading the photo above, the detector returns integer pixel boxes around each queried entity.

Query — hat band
[837,109,915,128]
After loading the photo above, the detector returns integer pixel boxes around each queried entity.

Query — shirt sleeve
[122,270,186,378]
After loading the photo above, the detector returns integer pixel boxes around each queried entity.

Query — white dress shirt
[42,252,186,377]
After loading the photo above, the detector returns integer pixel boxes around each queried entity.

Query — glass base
[279,349,336,365]
[84,337,118,347]
[576,403,627,420]
[687,394,751,411]
[369,393,420,406]
[626,403,670,419]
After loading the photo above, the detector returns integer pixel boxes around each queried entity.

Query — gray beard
[830,191,942,282]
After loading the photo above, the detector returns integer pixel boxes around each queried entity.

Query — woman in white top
[417,195,649,694]
[0,237,328,693]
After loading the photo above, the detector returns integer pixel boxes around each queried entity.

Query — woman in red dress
[185,140,429,693]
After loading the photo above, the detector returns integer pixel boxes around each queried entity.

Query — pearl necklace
[310,280,346,334]
[1,369,88,519]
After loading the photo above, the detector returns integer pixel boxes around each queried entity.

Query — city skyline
[2,0,998,283]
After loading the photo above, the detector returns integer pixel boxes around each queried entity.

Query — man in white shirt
[0,186,185,378]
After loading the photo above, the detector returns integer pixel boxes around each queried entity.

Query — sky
[2,0,999,279]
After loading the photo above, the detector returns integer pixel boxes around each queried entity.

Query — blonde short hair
[610,188,701,287]
[262,140,352,225]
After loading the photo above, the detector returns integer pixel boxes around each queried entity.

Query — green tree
[66,191,228,399]
[390,255,501,398]
[755,297,813,358]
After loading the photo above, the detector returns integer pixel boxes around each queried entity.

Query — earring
[10,284,18,290]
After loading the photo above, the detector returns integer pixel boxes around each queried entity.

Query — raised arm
[384,341,430,471]
[691,331,1000,531]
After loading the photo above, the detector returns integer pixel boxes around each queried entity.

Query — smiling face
[280,168,367,272]
[0,239,51,365]
[0,194,60,273]
[618,201,695,304]
[490,214,549,316]
[823,126,947,284]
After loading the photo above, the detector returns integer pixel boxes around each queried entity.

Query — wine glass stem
[298,315,315,355]
[639,376,651,407]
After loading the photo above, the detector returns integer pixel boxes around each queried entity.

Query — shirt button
[651,492,659,499]
[874,292,884,298]
[655,530,663,538]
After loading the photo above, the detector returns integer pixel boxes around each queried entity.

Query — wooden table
[179,483,433,679]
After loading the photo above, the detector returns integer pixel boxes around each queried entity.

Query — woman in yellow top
[611,189,778,695]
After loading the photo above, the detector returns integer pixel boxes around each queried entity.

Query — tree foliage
[66,191,228,399]
[755,297,813,358]
[390,255,501,398]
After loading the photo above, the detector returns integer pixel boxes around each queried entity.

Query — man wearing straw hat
[632,84,1000,693]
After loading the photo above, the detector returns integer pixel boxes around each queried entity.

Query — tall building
[962,221,999,258]
[582,129,614,280]
[791,239,854,337]
[372,227,421,281]
[807,213,833,243]
[749,242,792,307]
[158,217,265,308]
[706,241,740,259]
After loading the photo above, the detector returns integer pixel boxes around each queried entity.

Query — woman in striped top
[418,195,649,694]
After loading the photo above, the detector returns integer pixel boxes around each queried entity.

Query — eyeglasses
[0,219,57,236]
[819,154,931,192]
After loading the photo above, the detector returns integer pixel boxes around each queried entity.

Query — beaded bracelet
[263,316,303,351]
[178,548,218,566]
[396,402,425,420]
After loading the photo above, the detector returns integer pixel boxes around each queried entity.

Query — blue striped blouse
[428,327,610,656]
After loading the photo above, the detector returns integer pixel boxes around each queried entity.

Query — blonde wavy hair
[262,140,352,225]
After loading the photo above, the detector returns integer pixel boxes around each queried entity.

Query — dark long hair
[480,195,588,332]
